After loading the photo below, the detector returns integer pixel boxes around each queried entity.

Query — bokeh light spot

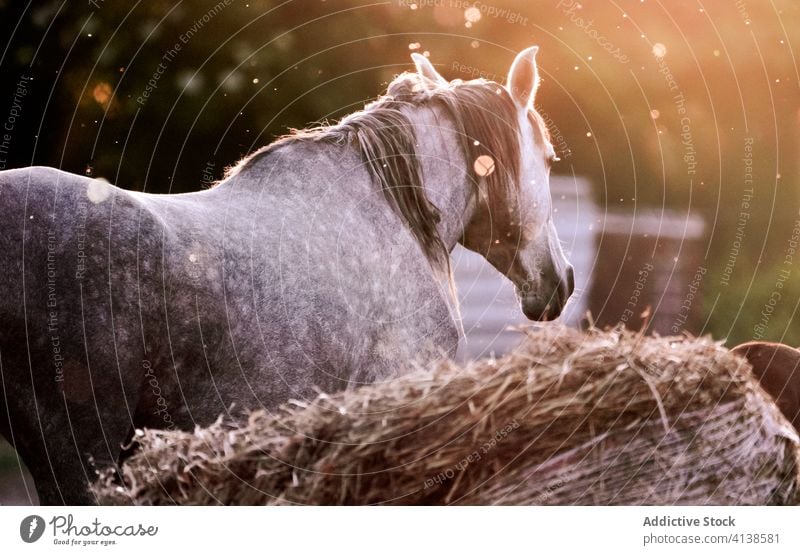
[91,82,112,106]
[87,178,111,204]
[464,7,481,23]
[474,155,495,177]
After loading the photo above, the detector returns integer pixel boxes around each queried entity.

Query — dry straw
[93,326,800,505]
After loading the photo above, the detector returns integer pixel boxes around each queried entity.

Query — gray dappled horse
[0,47,573,504]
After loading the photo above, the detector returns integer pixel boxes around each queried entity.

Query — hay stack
[94,326,800,505]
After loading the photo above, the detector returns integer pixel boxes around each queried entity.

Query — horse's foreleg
[4,408,97,505]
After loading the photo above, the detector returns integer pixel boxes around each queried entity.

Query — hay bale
[94,326,800,505]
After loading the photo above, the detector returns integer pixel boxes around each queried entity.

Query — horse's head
[414,47,574,321]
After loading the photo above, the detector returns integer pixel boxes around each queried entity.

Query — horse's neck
[406,105,475,251]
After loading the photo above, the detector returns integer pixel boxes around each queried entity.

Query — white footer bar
[1,506,799,554]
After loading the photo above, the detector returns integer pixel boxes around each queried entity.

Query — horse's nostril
[562,265,575,302]
[567,265,575,294]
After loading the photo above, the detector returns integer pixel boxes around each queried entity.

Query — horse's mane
[224,72,550,272]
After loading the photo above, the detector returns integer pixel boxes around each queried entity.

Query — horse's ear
[506,46,540,110]
[411,53,447,88]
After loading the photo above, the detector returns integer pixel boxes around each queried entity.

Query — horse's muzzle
[520,265,574,321]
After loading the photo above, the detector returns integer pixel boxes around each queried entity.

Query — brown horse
[732,341,800,431]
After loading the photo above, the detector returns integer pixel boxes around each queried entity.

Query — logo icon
[20,515,45,543]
